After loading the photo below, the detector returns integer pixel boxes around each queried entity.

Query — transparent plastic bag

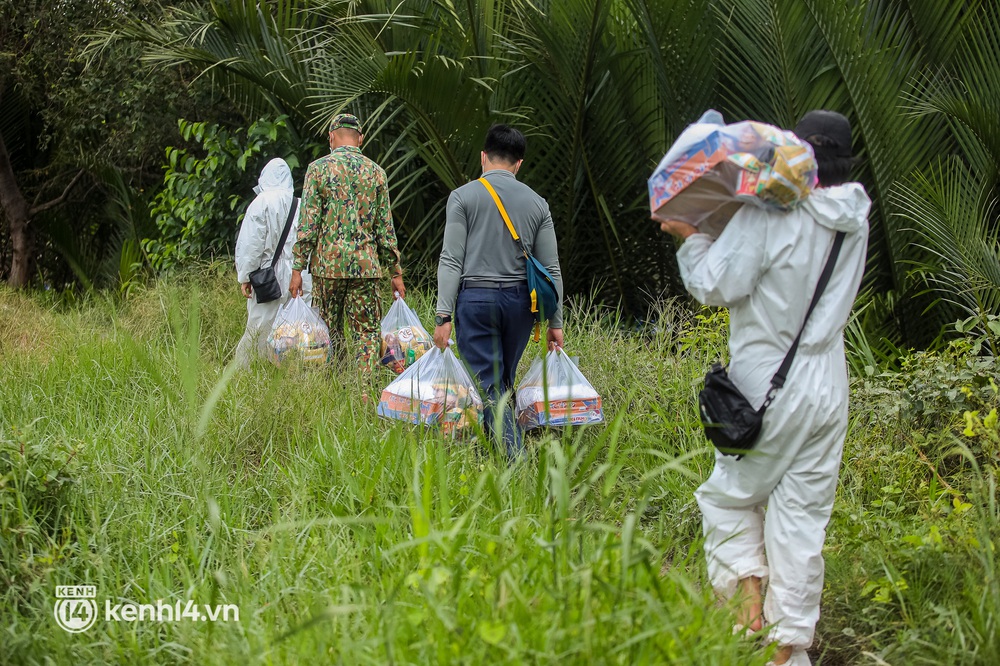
[379,297,434,374]
[265,296,331,366]
[648,110,818,236]
[377,347,483,435]
[516,349,604,430]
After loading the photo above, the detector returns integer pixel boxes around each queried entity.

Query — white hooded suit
[676,183,871,664]
[234,158,312,365]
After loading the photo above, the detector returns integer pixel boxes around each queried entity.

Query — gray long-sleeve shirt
[436,169,564,328]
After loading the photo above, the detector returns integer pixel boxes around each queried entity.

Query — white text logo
[54,585,98,633]
[104,599,240,623]
[54,585,240,632]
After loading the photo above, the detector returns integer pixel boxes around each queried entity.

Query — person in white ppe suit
[234,158,312,366]
[657,110,870,666]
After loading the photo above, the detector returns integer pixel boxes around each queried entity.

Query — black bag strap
[763,230,847,407]
[269,197,299,269]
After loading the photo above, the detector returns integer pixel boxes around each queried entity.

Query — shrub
[0,427,81,600]
[144,116,322,271]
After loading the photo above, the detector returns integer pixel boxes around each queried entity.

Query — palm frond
[90,0,315,129]
[507,0,719,310]
[895,157,1000,326]
[714,0,847,127]
[802,0,958,344]
[906,0,1000,178]
[80,0,1000,343]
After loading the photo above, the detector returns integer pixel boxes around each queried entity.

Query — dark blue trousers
[455,283,535,457]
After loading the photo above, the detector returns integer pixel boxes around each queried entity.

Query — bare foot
[736,576,764,632]
[770,645,793,664]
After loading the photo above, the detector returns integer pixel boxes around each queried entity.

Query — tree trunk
[0,126,33,287]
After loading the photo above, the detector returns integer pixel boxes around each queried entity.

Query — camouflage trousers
[312,277,382,372]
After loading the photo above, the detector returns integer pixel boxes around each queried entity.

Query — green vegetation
[0,0,227,288]
[4,0,997,350]
[2,2,999,662]
[96,0,999,347]
[2,269,998,664]
[146,116,321,272]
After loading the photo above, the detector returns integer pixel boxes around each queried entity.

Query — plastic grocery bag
[516,350,604,430]
[648,110,818,236]
[265,296,331,366]
[377,347,484,435]
[380,297,434,374]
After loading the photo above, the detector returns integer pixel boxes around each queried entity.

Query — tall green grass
[1,264,998,665]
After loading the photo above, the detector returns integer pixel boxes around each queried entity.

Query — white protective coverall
[234,158,312,366]
[676,183,871,664]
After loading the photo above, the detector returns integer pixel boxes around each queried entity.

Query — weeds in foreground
[0,273,998,665]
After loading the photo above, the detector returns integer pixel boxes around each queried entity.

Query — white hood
[802,183,871,234]
[255,158,294,195]
[235,157,310,299]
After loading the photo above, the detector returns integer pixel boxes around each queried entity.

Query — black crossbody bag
[699,230,846,459]
[248,197,298,303]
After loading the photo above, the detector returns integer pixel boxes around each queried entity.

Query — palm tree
[503,0,718,311]
[91,0,316,136]
[897,0,1000,349]
[98,0,1000,344]
[104,0,718,310]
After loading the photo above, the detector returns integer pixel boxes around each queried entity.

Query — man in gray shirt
[433,125,563,457]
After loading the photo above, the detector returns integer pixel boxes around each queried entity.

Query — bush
[851,322,999,437]
[144,116,323,271]
[0,427,81,601]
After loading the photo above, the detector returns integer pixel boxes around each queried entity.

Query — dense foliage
[146,116,322,271]
[2,0,998,342]
[101,0,1000,346]
[0,0,231,288]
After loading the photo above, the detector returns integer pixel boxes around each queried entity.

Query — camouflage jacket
[292,146,402,279]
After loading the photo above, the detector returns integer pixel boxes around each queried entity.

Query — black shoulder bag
[698,230,846,459]
[247,197,298,303]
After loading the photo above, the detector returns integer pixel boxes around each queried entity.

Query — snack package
[648,110,818,236]
[264,296,331,366]
[380,297,434,374]
[516,350,604,430]
[377,347,484,435]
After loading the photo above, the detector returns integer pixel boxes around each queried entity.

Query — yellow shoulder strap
[478,178,524,250]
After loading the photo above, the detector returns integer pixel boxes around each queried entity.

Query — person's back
[443,172,553,285]
[238,159,311,296]
[662,110,870,666]
[681,183,870,407]
[433,124,563,457]
[234,157,312,366]
[299,146,392,279]
[290,113,405,371]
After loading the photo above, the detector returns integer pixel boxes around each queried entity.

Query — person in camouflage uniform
[289,113,405,371]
